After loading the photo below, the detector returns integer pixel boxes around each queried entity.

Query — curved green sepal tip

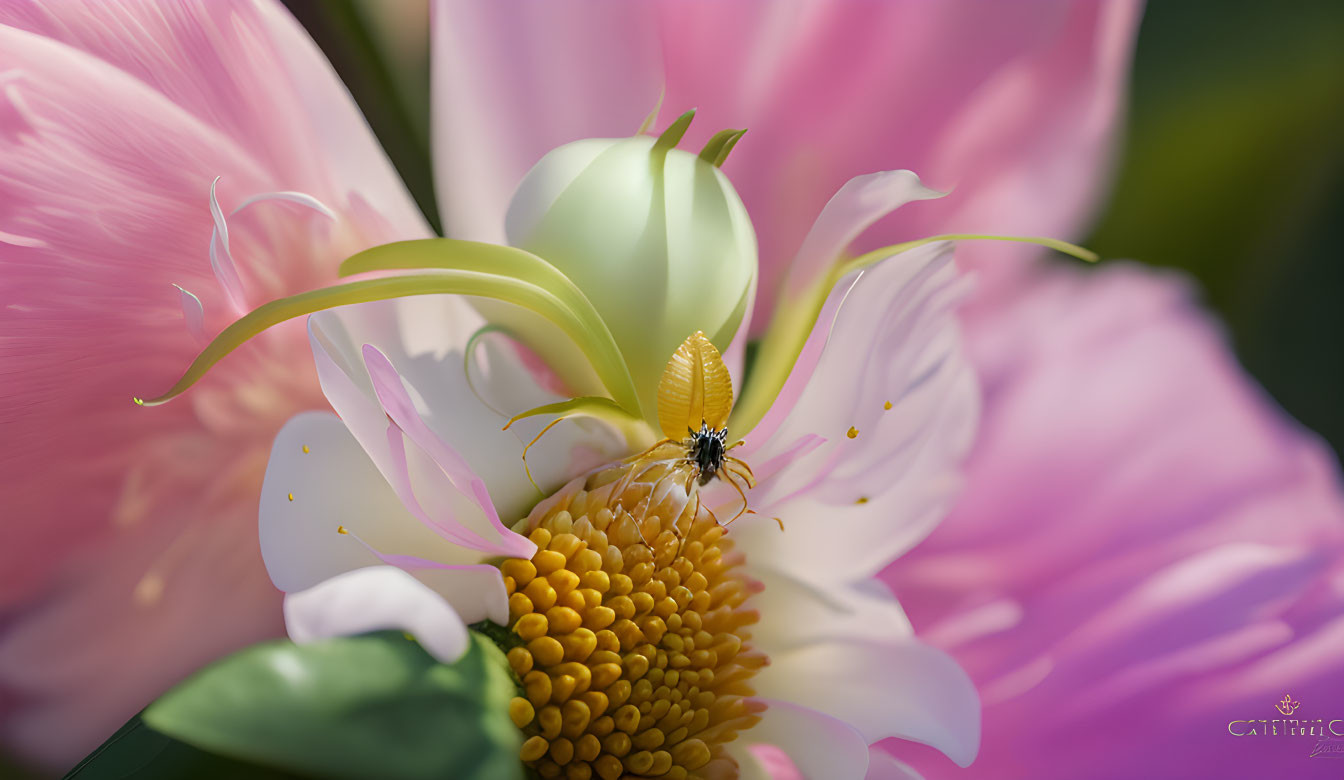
[699,128,747,167]
[652,108,696,153]
[842,233,1100,274]
[502,395,641,432]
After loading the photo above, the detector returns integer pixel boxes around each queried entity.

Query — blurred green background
[1089,0,1344,458]
[286,0,1344,457]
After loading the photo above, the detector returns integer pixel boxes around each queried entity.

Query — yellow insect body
[657,330,734,438]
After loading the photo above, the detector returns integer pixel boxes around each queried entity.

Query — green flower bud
[505,117,758,425]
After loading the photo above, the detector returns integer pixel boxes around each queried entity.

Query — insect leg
[517,415,573,496]
[724,456,757,486]
[717,467,752,527]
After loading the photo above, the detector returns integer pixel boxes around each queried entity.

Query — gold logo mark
[1276,694,1301,716]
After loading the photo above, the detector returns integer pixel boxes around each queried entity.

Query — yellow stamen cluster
[498,460,763,780]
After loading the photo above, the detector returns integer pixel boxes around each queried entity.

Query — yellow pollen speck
[131,397,144,406]
[287,492,294,502]
[855,496,869,505]
[337,525,348,535]
[883,401,892,410]
[133,573,165,607]
[846,426,859,439]
[302,445,310,454]
[499,458,763,778]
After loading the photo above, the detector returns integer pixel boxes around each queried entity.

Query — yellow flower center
[498,457,763,780]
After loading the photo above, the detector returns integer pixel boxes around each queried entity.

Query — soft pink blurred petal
[430,0,663,243]
[883,263,1344,779]
[0,1,427,767]
[430,0,1141,324]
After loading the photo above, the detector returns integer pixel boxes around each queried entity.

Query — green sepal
[64,714,302,780]
[137,239,641,419]
[652,109,696,153]
[131,631,522,780]
[698,128,747,167]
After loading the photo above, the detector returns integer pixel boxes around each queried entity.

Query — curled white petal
[233,189,338,221]
[171,283,205,345]
[786,170,946,296]
[283,566,469,664]
[207,176,248,314]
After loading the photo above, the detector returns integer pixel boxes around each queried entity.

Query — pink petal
[1,0,424,238]
[0,3,427,767]
[884,263,1344,779]
[429,0,1141,325]
[430,0,663,243]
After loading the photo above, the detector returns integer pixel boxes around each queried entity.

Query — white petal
[309,296,628,524]
[731,242,978,580]
[865,747,924,780]
[748,565,912,654]
[724,699,870,780]
[753,639,981,768]
[259,411,487,594]
[730,464,963,584]
[283,566,469,664]
[410,566,509,626]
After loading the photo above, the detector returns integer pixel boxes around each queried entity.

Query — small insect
[625,330,762,530]
[688,422,729,486]
[511,331,775,544]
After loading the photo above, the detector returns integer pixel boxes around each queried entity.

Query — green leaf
[64,715,302,780]
[140,632,522,780]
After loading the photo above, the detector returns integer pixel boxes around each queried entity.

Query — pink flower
[884,262,1344,779]
[22,1,1320,777]
[0,1,429,766]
